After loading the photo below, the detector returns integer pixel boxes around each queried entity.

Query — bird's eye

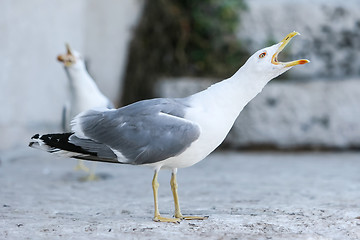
[259,52,267,58]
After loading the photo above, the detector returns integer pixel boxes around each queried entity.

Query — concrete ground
[1,150,360,240]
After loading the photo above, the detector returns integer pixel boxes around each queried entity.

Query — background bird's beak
[65,43,73,55]
[271,32,310,67]
[57,54,65,62]
[57,43,76,66]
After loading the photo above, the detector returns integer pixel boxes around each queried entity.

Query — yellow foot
[176,215,209,220]
[74,161,90,173]
[79,173,99,182]
[153,215,181,224]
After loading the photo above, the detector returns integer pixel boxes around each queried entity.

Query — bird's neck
[183,66,271,157]
[65,65,103,96]
[192,65,269,119]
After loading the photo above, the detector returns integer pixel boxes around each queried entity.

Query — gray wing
[75,98,200,165]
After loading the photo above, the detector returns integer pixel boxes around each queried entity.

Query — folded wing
[72,98,200,165]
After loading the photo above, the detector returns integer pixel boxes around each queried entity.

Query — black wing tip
[29,134,41,147]
[31,134,40,139]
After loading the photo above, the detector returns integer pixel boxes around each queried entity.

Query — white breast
[146,85,242,170]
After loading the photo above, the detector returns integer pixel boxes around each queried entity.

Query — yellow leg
[152,170,181,223]
[171,169,209,221]
[74,160,90,173]
[76,161,99,182]
[80,162,99,181]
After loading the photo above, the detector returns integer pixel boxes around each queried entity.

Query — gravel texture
[1,150,360,239]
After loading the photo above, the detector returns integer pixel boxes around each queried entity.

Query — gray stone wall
[223,0,359,149]
[238,0,360,79]
[226,78,360,149]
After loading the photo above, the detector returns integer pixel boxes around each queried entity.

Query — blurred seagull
[57,44,114,180]
[30,32,309,223]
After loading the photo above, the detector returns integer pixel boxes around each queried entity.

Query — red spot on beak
[298,60,309,65]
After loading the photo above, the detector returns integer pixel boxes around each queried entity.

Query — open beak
[271,32,310,67]
[57,43,76,66]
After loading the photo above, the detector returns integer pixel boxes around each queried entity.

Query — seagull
[30,32,309,223]
[57,44,114,180]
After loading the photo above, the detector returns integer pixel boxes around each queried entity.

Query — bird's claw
[153,215,181,224]
[176,215,209,221]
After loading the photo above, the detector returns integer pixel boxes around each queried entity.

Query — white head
[241,32,309,81]
[57,43,86,70]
